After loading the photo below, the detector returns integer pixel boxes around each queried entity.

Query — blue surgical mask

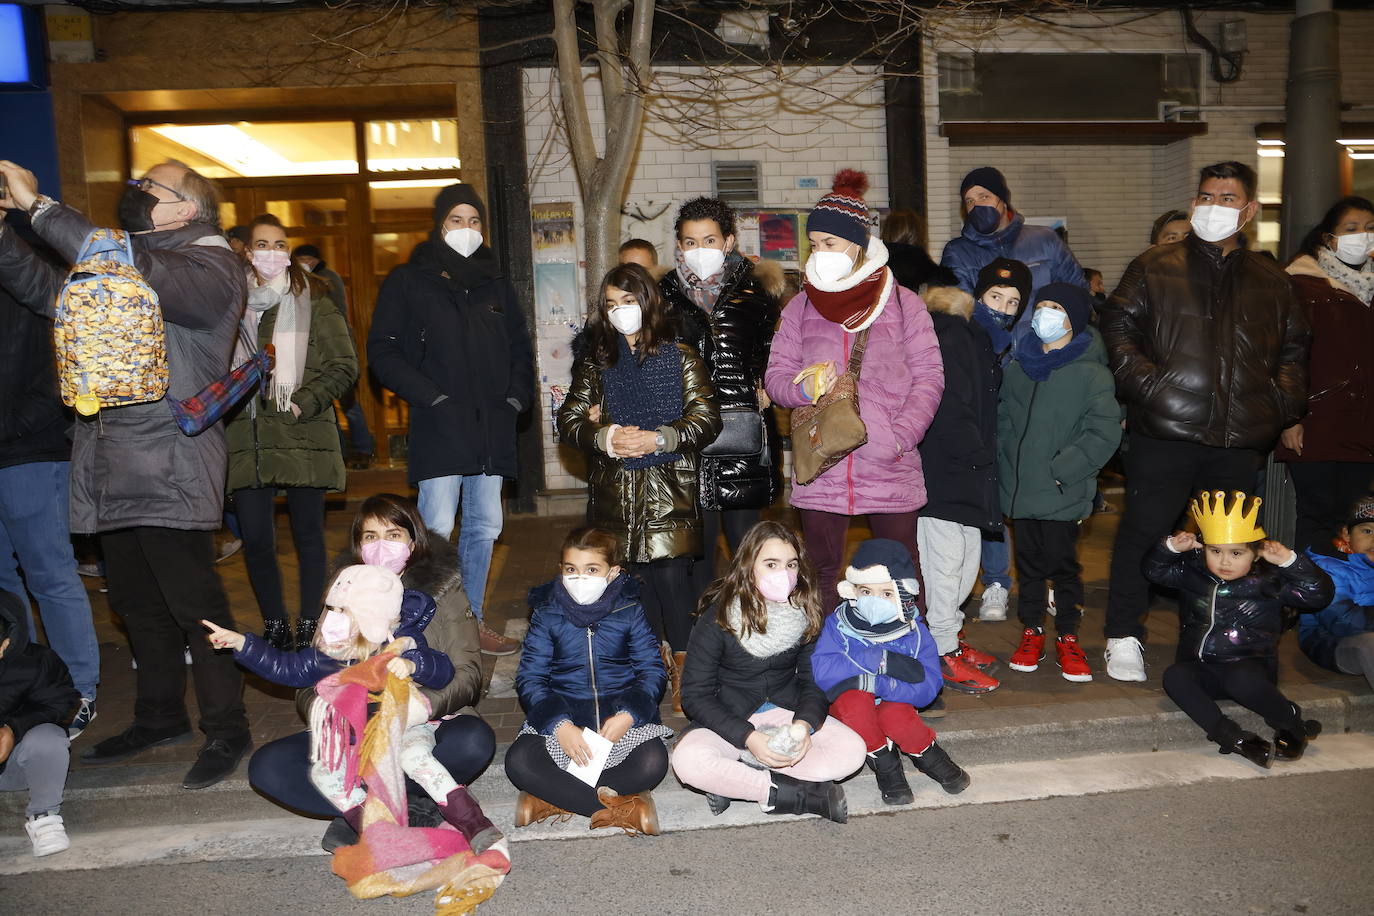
[1031,307,1069,343]
[966,205,1002,235]
[854,594,902,625]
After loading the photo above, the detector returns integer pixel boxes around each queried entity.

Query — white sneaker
[979,583,1009,621]
[1104,636,1147,682]
[26,813,70,857]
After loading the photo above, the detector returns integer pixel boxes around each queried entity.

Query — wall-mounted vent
[712,160,761,207]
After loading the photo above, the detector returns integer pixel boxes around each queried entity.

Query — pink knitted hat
[325,565,403,645]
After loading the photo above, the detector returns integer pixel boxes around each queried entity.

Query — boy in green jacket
[997,283,1121,683]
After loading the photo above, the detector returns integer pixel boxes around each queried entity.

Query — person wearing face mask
[658,197,784,636]
[939,166,1086,339]
[505,527,670,834]
[224,214,357,652]
[999,284,1121,683]
[764,171,945,614]
[368,184,535,657]
[1277,197,1374,556]
[0,159,253,791]
[1099,161,1311,684]
[246,493,492,852]
[558,265,721,713]
[810,539,970,805]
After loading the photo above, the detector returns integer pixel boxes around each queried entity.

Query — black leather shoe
[1218,730,1273,769]
[81,724,192,763]
[294,617,318,652]
[321,817,358,853]
[263,619,292,652]
[182,734,253,789]
[1274,718,1322,761]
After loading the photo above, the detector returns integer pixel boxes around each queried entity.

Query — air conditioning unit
[712,160,761,207]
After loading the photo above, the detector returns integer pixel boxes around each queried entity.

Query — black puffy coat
[0,284,69,472]
[886,241,957,294]
[1142,541,1333,664]
[368,241,535,484]
[1100,235,1310,450]
[660,258,782,510]
[918,287,1002,531]
[0,590,79,775]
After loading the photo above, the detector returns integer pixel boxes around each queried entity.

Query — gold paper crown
[1189,490,1265,545]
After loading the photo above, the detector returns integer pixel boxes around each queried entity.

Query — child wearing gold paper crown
[1146,491,1334,769]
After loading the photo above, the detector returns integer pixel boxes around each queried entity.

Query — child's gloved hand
[882,651,925,683]
[201,619,246,652]
[386,657,416,680]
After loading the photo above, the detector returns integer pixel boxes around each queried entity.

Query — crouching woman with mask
[505,527,671,834]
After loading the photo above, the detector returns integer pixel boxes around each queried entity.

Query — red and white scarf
[802,237,893,332]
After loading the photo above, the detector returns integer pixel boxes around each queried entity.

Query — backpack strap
[77,228,136,265]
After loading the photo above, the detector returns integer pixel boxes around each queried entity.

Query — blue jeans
[417,474,503,620]
[0,461,100,699]
[337,398,375,456]
[980,529,1012,590]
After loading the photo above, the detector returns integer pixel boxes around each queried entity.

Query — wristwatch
[655,432,666,452]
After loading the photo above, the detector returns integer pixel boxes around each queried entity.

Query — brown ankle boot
[672,651,686,716]
[514,791,574,827]
[589,785,660,835]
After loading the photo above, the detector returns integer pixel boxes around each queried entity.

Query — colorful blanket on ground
[316,650,510,914]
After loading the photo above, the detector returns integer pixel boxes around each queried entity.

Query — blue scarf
[552,571,634,629]
[1012,328,1092,382]
[601,336,683,469]
[971,301,1015,355]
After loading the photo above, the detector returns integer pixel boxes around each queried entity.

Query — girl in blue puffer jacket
[504,527,670,835]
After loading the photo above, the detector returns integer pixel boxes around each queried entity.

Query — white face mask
[683,247,726,279]
[1332,231,1374,266]
[319,609,352,644]
[1031,307,1069,343]
[1190,204,1247,243]
[607,303,643,336]
[444,227,482,258]
[810,250,855,284]
[563,573,612,605]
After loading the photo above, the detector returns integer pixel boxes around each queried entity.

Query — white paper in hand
[566,727,614,786]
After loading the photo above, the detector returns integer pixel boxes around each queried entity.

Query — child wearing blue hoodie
[1301,494,1374,691]
[811,539,970,805]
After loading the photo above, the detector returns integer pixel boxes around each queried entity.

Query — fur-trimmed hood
[749,258,787,301]
[330,545,462,602]
[923,284,974,320]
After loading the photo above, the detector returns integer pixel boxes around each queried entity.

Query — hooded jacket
[517,574,665,735]
[998,327,1121,521]
[1275,255,1374,464]
[367,218,535,483]
[1299,551,1374,671]
[919,286,1002,531]
[1099,234,1310,450]
[1143,541,1333,664]
[810,603,942,710]
[661,257,783,511]
[764,279,944,515]
[0,591,79,775]
[0,206,246,533]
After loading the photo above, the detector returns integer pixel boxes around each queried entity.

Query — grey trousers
[0,723,69,816]
[1335,632,1374,693]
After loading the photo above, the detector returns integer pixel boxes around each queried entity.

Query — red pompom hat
[808,170,871,248]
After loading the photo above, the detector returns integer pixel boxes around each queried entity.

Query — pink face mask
[251,249,291,279]
[319,609,353,644]
[756,568,798,603]
[360,539,411,575]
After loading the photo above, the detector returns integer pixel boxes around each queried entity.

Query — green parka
[997,328,1121,521]
[558,343,721,564]
[225,286,358,493]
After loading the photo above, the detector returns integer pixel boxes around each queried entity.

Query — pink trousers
[670,707,866,806]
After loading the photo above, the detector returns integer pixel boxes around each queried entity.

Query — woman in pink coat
[765,171,944,611]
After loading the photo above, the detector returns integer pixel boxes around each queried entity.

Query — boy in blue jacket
[811,539,970,805]
[1301,494,1374,691]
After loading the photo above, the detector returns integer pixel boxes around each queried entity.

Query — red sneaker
[956,632,999,672]
[1056,634,1093,682]
[941,650,1000,694]
[1008,628,1045,672]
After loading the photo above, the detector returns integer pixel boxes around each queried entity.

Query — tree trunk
[583,179,621,306]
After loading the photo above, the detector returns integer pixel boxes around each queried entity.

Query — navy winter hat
[960,166,1011,207]
[975,257,1032,310]
[432,183,487,230]
[1035,282,1095,337]
[808,170,871,249]
[842,539,919,587]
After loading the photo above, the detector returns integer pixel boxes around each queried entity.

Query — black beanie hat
[960,166,1011,207]
[291,243,322,261]
[1035,282,1094,337]
[844,538,919,585]
[431,184,487,231]
[974,257,1032,311]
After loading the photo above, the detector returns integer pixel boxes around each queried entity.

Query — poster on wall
[735,212,761,261]
[760,212,799,267]
[531,202,576,264]
[534,262,579,325]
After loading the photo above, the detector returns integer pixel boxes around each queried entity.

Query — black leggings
[631,559,696,651]
[247,714,496,817]
[233,486,328,624]
[1162,659,1303,742]
[503,733,669,817]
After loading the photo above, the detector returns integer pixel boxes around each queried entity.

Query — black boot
[908,741,970,794]
[765,772,848,824]
[1216,730,1274,769]
[294,616,318,652]
[866,744,913,805]
[1273,704,1322,761]
[263,618,292,651]
[704,793,732,816]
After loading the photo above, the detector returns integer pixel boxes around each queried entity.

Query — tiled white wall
[523,64,888,491]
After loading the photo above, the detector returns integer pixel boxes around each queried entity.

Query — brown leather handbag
[789,327,870,486]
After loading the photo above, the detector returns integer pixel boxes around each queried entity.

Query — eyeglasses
[127,177,187,202]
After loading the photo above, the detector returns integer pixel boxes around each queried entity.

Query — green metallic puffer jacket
[558,343,721,564]
[225,287,358,493]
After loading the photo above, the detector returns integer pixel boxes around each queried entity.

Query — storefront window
[130,121,357,178]
[365,118,460,173]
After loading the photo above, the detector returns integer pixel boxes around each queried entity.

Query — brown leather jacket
[1100,234,1310,449]
[558,343,720,564]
